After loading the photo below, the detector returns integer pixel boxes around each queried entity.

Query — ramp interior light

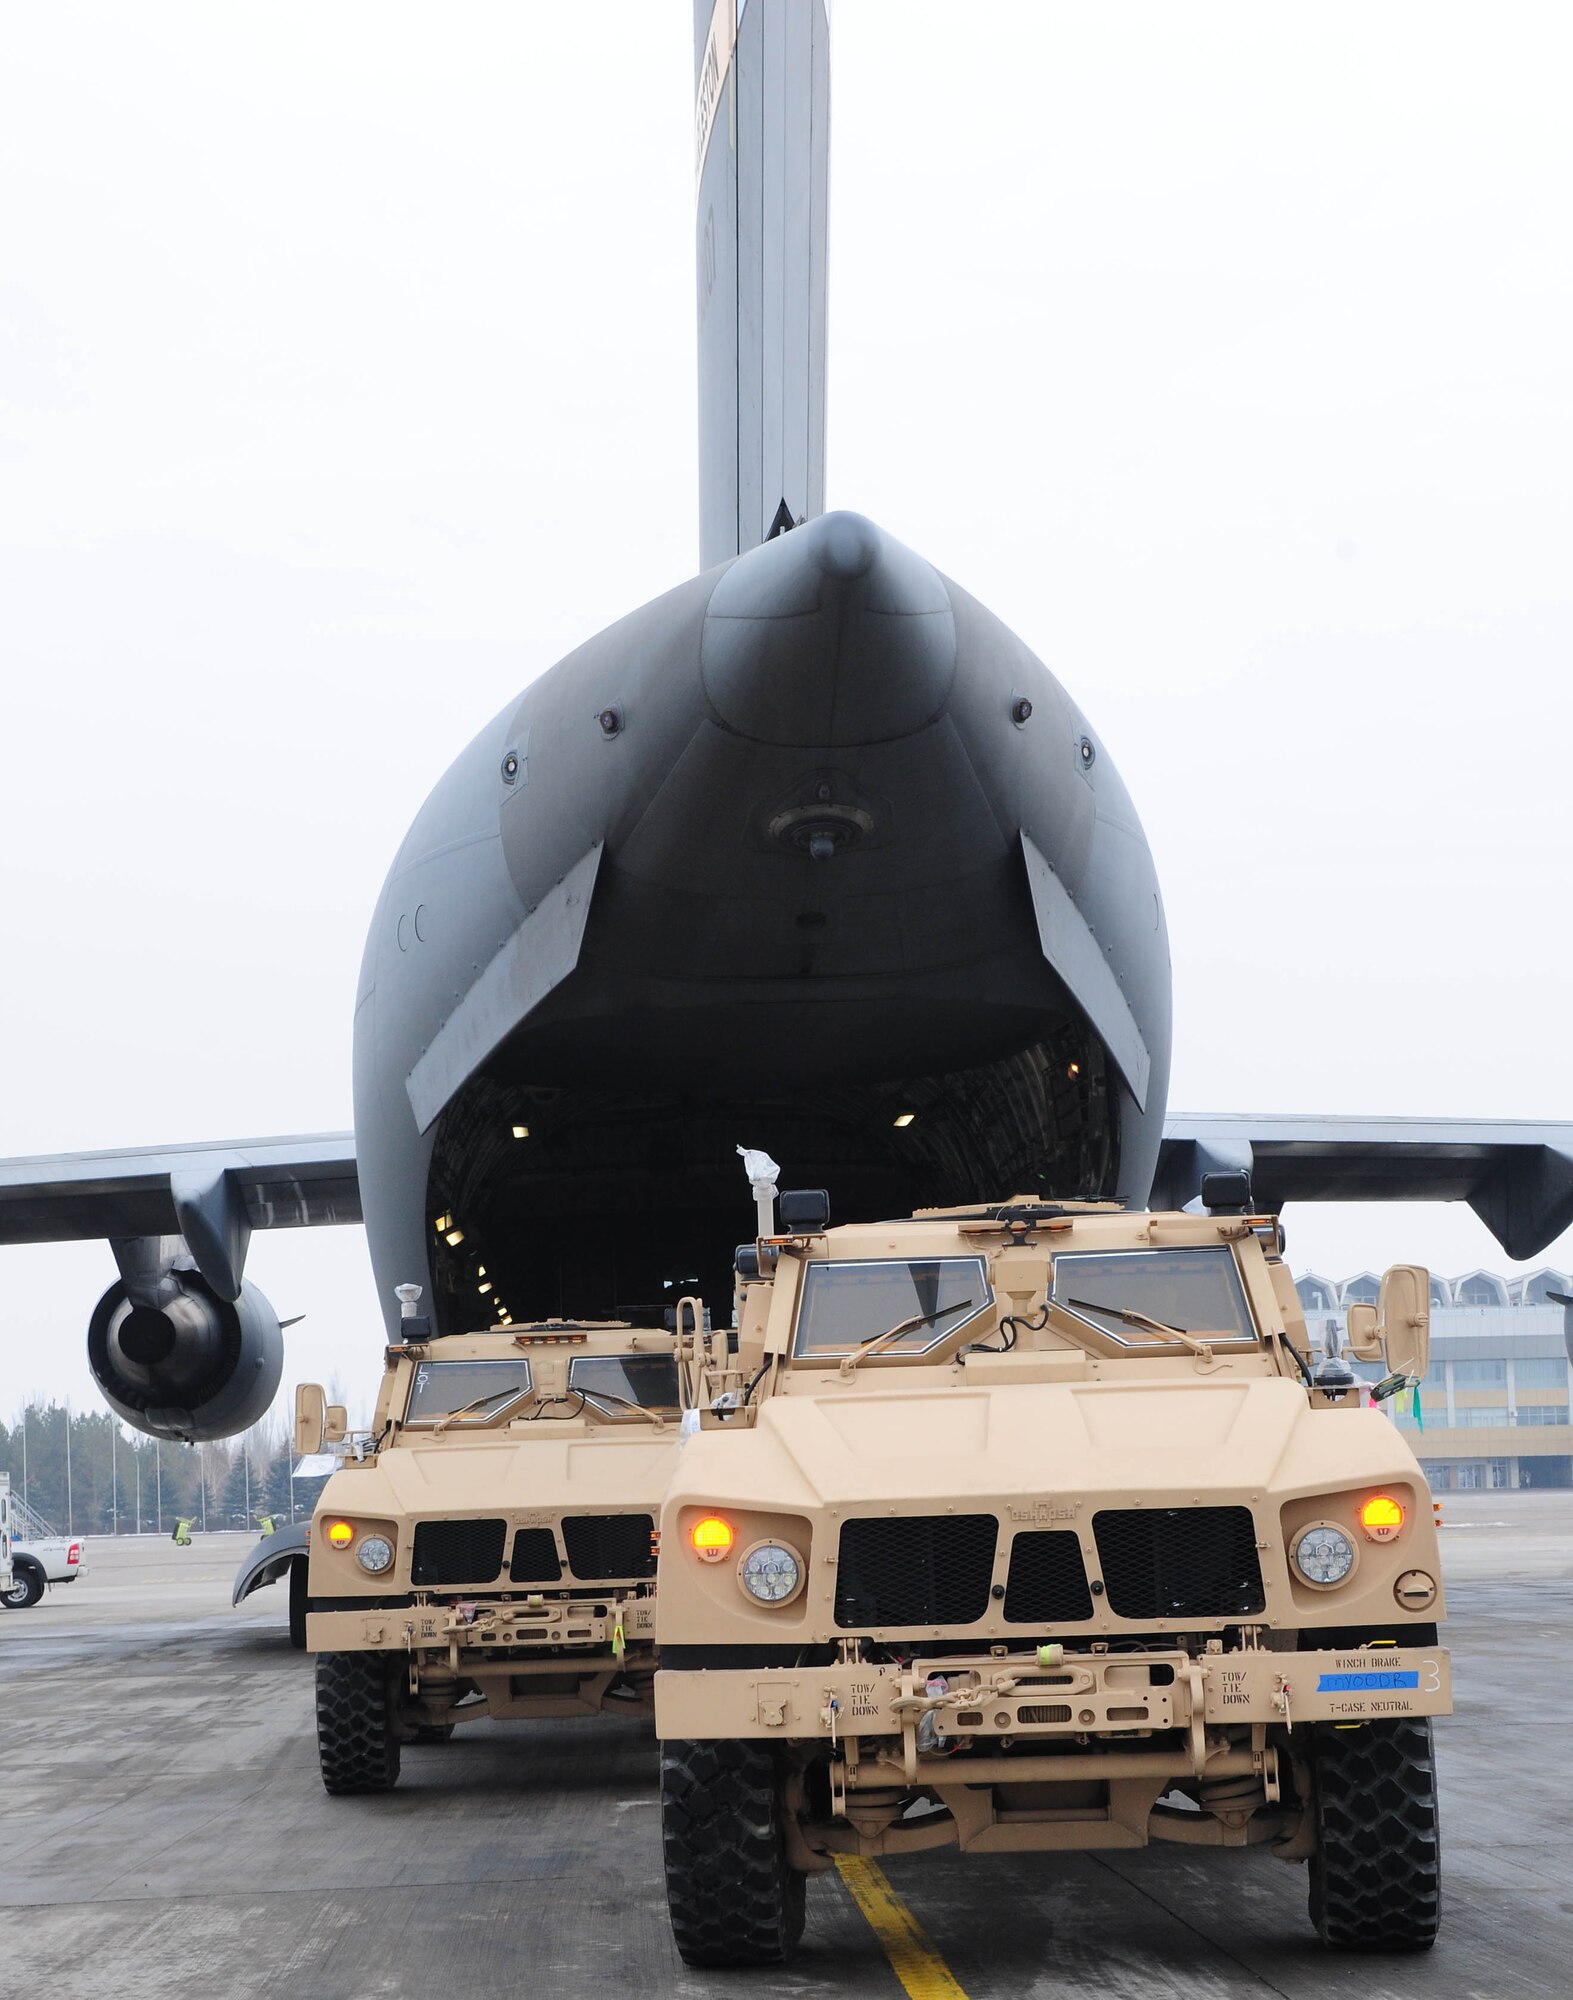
[478,1281,493,1295]
[356,1534,394,1574]
[1291,1522,1355,1586]
[444,1227,465,1246]
[691,1515,735,1562]
[512,1125,530,1139]
[325,1519,355,1550]
[433,1213,452,1234]
[1359,1493,1406,1541]
[892,1112,916,1128]
[738,1541,803,1604]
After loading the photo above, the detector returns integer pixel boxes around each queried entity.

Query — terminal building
[1295,1269,1573,1491]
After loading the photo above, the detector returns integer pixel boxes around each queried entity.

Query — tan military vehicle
[298,1294,689,1794]
[655,1186,1447,1965]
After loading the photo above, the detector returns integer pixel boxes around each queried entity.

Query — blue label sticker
[1316,1671,1420,1692]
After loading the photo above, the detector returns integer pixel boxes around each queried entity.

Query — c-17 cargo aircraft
[2,1,1570,1448]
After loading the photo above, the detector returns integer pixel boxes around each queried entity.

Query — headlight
[1292,1523,1356,1587]
[737,1541,803,1605]
[355,1535,395,1575]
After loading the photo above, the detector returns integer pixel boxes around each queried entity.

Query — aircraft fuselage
[353,513,1171,1333]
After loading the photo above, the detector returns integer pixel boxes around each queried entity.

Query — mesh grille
[1002,1531,1094,1624]
[1092,1506,1264,1620]
[410,1518,507,1587]
[834,1514,997,1628]
[508,1528,563,1583]
[561,1513,656,1581]
[1017,1703,1073,1724]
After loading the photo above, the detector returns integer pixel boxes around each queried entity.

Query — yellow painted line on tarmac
[833,1854,972,2000]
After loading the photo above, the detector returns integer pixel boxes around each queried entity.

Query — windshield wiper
[839,1300,976,1379]
[1066,1298,1221,1361]
[428,1386,524,1434]
[579,1387,669,1429]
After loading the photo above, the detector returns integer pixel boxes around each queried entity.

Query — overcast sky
[2,3,1570,1423]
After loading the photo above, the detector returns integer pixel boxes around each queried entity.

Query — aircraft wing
[3,1116,1570,1270]
[1156,1115,1573,1262]
[0,1133,360,1247]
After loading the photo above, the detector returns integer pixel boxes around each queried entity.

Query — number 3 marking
[1421,1658,1441,1693]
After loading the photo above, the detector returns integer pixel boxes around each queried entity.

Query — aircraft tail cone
[701,511,956,746]
[813,508,879,581]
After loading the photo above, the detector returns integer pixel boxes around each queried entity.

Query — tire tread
[1310,1715,1439,1950]
[661,1737,806,1966]
[315,1651,401,1794]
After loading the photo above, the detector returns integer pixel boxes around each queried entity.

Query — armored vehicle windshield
[1051,1245,1257,1349]
[792,1255,993,1359]
[404,1358,534,1426]
[568,1351,681,1416]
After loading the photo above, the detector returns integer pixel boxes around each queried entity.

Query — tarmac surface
[2,1496,1570,2000]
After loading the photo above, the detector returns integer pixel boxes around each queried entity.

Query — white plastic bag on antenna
[737,1146,780,1188]
[737,1145,781,1240]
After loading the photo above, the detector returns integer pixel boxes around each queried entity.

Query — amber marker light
[1359,1493,1406,1541]
[691,1516,735,1563]
[325,1519,355,1549]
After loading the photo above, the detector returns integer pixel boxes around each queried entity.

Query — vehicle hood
[670,1377,1422,1512]
[324,1432,682,1518]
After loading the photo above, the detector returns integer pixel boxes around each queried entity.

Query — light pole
[155,1440,162,1536]
[64,1399,73,1538]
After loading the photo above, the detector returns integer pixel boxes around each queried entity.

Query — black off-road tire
[287,1560,308,1651]
[1309,1716,1440,1950]
[661,1738,807,1966]
[315,1651,401,1795]
[1,1562,45,1609]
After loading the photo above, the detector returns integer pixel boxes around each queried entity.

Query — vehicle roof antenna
[393,1282,432,1342]
[737,1146,781,1244]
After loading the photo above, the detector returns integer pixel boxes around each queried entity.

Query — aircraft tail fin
[694,0,830,568]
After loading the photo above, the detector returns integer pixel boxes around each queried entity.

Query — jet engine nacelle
[87,1268,284,1443]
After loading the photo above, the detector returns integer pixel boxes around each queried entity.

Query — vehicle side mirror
[1345,1303,1382,1362]
[1379,1263,1430,1382]
[324,1403,349,1445]
[294,1383,326,1456]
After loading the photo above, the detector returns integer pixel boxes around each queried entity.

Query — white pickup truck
[1,1493,84,1609]
[1,1474,12,1595]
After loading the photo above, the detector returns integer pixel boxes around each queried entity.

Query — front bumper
[308,1590,657,1663]
[658,1640,1450,1772]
